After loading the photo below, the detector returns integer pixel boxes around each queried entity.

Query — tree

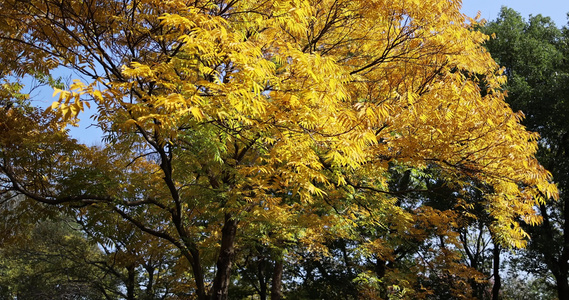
[74,209,184,300]
[0,212,120,300]
[0,1,557,299]
[481,7,569,299]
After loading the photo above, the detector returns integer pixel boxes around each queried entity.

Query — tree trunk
[270,259,284,300]
[375,258,386,279]
[539,199,569,300]
[491,243,501,300]
[188,247,207,300]
[555,273,569,300]
[210,214,238,300]
[559,191,569,300]
[126,264,136,300]
[257,256,267,300]
[144,264,155,299]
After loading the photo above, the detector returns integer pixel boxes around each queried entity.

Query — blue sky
[462,0,569,27]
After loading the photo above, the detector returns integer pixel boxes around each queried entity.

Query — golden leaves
[5,1,559,290]
[35,0,559,253]
[121,62,155,79]
[47,80,97,122]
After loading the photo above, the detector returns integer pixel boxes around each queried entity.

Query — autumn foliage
[0,0,558,299]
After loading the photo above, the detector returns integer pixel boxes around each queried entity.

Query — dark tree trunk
[555,272,569,300]
[257,255,267,300]
[144,264,155,299]
[210,214,238,300]
[559,192,569,300]
[126,264,136,300]
[188,247,207,300]
[491,243,501,300]
[538,201,569,300]
[270,259,284,300]
[375,258,386,279]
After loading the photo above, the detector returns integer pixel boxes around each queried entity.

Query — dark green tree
[0,215,120,300]
[482,7,569,300]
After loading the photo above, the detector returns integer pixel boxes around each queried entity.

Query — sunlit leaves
[0,0,560,298]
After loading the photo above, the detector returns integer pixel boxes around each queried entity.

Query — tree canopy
[481,7,569,299]
[0,0,558,299]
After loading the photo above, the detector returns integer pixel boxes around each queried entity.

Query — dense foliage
[0,1,559,299]
[481,7,569,300]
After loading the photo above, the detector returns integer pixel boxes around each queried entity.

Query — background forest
[0,1,567,299]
